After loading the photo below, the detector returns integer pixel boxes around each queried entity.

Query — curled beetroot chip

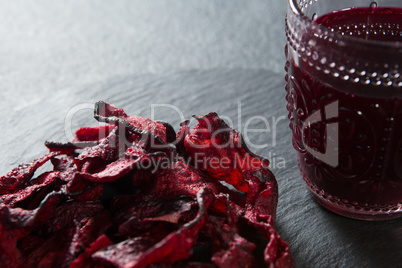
[51,156,78,182]
[69,235,114,268]
[77,126,122,164]
[45,141,98,154]
[74,125,116,142]
[94,101,172,147]
[212,234,257,268]
[0,151,60,193]
[0,102,293,268]
[177,112,274,193]
[264,229,294,268]
[1,171,60,209]
[80,142,166,183]
[64,173,104,201]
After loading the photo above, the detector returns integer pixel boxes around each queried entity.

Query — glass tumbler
[285,0,402,220]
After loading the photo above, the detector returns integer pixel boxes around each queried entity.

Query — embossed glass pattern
[285,0,402,220]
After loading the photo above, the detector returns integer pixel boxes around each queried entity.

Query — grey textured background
[1,1,402,267]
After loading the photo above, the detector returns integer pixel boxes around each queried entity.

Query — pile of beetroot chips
[0,101,294,268]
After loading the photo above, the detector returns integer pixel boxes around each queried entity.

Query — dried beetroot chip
[45,141,78,155]
[77,126,123,164]
[94,101,171,147]
[156,120,177,144]
[80,140,167,183]
[201,213,235,253]
[200,194,260,268]
[0,191,64,231]
[64,173,103,201]
[242,202,294,268]
[75,212,112,249]
[264,229,294,268]
[177,112,272,192]
[1,171,59,209]
[69,235,114,268]
[74,125,116,142]
[51,156,78,182]
[46,125,116,155]
[45,141,98,155]
[211,234,257,268]
[93,188,214,267]
[242,169,278,221]
[175,120,190,156]
[64,211,112,265]
[0,151,60,193]
[78,157,108,175]
[64,173,92,195]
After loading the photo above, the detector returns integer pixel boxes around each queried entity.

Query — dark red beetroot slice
[0,191,64,233]
[79,141,167,183]
[74,125,116,142]
[211,234,257,268]
[66,211,112,261]
[243,168,278,221]
[242,179,293,268]
[177,112,273,192]
[176,119,190,156]
[73,126,126,174]
[264,229,294,268]
[92,188,214,268]
[76,126,123,164]
[242,215,294,268]
[64,173,104,201]
[51,156,78,182]
[69,235,114,268]
[94,101,172,147]
[0,171,60,208]
[46,122,115,155]
[0,151,61,194]
[198,191,260,268]
[45,141,98,155]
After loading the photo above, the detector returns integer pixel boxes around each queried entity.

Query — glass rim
[289,0,402,50]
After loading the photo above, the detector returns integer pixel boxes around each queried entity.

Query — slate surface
[1,1,402,267]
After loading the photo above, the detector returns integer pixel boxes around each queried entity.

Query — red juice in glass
[285,1,402,220]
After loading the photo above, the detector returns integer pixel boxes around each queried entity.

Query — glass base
[303,176,402,221]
